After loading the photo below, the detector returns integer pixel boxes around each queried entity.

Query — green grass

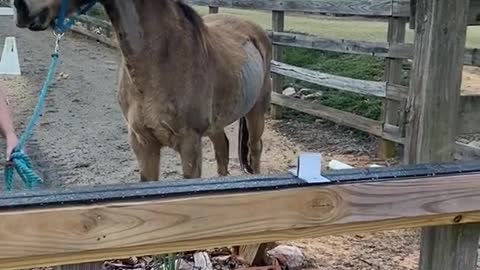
[283,48,384,121]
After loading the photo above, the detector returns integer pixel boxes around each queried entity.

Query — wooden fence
[72,0,480,160]
[9,0,478,269]
[0,161,479,270]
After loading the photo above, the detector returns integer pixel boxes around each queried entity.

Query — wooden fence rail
[1,162,480,269]
[186,0,410,17]
[72,5,480,156]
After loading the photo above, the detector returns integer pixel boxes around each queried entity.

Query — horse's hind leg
[209,131,229,176]
[239,77,270,174]
[129,130,161,181]
[179,131,203,178]
[245,104,265,174]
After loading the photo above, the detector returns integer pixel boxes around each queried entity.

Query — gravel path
[0,15,299,191]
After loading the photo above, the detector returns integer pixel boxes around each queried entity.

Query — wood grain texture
[464,48,480,66]
[467,0,480,25]
[271,61,386,97]
[271,92,384,137]
[186,0,408,16]
[271,32,393,58]
[379,18,407,158]
[404,0,469,164]
[270,11,285,119]
[0,174,480,269]
[459,95,480,134]
[419,223,480,270]
[71,24,118,49]
[404,0,479,269]
[186,0,480,24]
[74,15,480,68]
[209,6,219,13]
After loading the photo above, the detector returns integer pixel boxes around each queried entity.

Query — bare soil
[0,16,479,270]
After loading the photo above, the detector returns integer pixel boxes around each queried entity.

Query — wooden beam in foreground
[0,173,479,269]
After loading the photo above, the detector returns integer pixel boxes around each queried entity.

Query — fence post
[270,10,285,119]
[378,17,406,159]
[404,0,480,269]
[209,6,219,14]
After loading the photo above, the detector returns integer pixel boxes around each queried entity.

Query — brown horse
[12,0,272,180]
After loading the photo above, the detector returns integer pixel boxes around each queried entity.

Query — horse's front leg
[179,131,202,178]
[129,129,161,181]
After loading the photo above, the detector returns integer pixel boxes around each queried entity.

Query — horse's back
[203,14,271,62]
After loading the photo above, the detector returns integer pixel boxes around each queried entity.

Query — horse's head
[12,0,92,31]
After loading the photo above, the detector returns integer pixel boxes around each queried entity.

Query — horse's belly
[229,42,265,121]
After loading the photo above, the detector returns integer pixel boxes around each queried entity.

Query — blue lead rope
[55,0,98,33]
[4,53,60,190]
[4,0,97,190]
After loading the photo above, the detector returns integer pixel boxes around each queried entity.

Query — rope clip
[53,31,65,54]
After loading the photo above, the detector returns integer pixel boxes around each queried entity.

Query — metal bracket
[288,153,330,183]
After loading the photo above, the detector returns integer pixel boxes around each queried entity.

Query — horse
[11,0,272,181]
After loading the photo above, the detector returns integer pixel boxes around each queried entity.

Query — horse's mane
[176,0,209,54]
[176,1,203,29]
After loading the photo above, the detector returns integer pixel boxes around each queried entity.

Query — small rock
[457,138,470,144]
[298,88,315,95]
[282,87,296,96]
[194,252,213,270]
[267,245,305,270]
[468,141,480,148]
[305,91,323,100]
[177,258,194,270]
[57,72,70,80]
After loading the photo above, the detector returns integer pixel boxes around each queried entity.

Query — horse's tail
[238,117,253,174]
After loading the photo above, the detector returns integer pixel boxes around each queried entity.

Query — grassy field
[194,6,480,47]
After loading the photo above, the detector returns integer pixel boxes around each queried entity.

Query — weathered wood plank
[271,61,386,97]
[76,15,113,34]
[186,0,408,17]
[386,83,408,101]
[458,95,480,134]
[74,15,480,68]
[404,0,478,269]
[71,25,117,49]
[405,0,469,163]
[270,32,479,67]
[0,173,480,269]
[418,224,480,270]
[209,6,219,13]
[464,48,480,66]
[270,32,393,58]
[270,11,285,119]
[469,0,480,25]
[271,92,384,136]
[379,17,407,158]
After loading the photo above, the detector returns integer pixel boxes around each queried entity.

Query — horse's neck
[102,0,205,64]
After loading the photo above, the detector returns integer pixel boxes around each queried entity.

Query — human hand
[5,132,18,161]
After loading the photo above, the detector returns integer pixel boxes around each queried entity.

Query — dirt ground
[0,16,479,270]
